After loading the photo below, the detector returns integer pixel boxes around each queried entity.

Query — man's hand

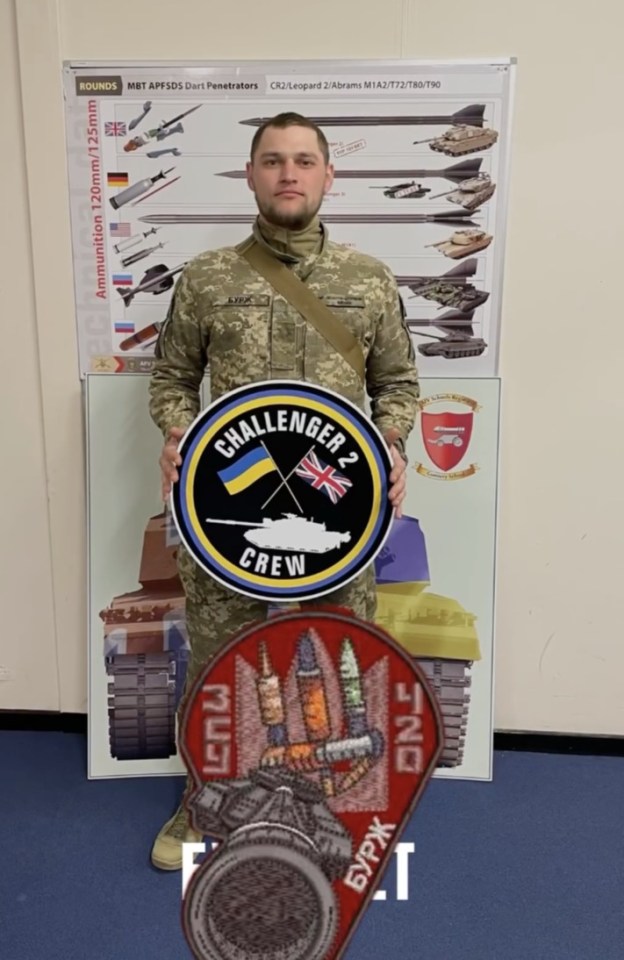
[159,427,185,501]
[384,427,407,519]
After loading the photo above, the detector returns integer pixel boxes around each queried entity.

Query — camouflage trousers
[177,546,377,695]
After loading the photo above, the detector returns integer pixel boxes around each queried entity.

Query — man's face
[246,125,334,230]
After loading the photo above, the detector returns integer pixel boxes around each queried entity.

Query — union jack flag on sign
[294,450,353,504]
[105,121,127,137]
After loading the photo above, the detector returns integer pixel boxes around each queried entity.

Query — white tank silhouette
[205,513,352,554]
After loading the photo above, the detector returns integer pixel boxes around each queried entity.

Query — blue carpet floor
[1,729,623,959]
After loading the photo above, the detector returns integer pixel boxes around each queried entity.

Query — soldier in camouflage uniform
[148,112,419,869]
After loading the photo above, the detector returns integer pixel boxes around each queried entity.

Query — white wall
[4,0,623,734]
[0,0,58,710]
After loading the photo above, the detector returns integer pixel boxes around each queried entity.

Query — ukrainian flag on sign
[217,445,277,495]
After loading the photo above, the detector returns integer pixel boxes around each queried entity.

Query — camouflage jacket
[148,218,419,447]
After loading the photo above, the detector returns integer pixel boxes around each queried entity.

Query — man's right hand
[159,427,185,501]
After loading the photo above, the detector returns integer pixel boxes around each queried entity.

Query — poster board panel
[386,377,501,780]
[86,375,499,780]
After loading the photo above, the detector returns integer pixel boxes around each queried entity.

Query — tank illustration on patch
[204,514,352,555]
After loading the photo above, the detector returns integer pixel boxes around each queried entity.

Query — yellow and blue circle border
[171,380,393,601]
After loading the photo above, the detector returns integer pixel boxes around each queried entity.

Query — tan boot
[150,804,202,871]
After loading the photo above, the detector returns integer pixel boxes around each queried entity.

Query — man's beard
[256,194,323,231]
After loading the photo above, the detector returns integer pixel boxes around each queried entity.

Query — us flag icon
[109,222,132,237]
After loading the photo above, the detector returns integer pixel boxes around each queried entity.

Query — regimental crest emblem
[415,392,481,480]
[171,380,394,601]
[179,609,443,960]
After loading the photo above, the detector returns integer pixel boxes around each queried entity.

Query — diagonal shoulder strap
[238,238,366,382]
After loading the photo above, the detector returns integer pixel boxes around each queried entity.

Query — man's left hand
[384,427,407,519]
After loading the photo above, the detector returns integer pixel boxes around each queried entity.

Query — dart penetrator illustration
[138,210,479,227]
[123,104,202,152]
[128,100,152,131]
[113,226,161,255]
[109,168,176,210]
[217,158,484,185]
[119,321,164,351]
[413,124,499,156]
[146,146,182,159]
[116,262,184,306]
[239,104,487,128]
[120,242,167,269]
[117,259,487,312]
[404,308,477,335]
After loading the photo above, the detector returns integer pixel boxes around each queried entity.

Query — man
[148,112,419,870]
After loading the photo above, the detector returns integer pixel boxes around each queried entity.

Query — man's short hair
[250,112,330,164]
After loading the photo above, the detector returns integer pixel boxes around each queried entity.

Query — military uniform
[149,214,419,685]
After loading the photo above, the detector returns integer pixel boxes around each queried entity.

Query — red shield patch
[421,411,473,472]
[179,609,443,960]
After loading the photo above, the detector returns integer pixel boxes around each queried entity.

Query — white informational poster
[86,374,499,781]
[64,59,515,378]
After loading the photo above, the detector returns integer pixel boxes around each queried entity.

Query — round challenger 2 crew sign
[171,380,394,602]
